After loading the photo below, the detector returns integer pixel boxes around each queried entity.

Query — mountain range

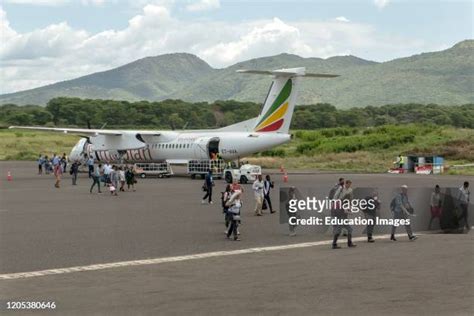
[1,40,473,108]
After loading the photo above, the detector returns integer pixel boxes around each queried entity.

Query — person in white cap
[390,185,417,241]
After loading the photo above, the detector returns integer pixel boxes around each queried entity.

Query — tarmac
[0,161,473,315]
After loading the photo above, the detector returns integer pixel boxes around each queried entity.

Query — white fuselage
[70,131,291,163]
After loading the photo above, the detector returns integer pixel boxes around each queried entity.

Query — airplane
[10,67,338,164]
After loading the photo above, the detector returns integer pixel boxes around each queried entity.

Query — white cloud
[0,4,436,94]
[3,0,69,5]
[334,16,350,23]
[186,0,220,12]
[374,0,390,9]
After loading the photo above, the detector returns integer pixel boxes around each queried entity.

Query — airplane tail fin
[237,67,338,134]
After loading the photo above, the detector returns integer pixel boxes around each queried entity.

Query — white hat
[401,185,408,189]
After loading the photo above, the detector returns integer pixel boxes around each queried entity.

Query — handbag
[202,183,208,192]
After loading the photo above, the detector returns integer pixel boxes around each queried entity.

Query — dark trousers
[227,218,239,238]
[72,172,78,185]
[202,187,212,202]
[459,203,470,230]
[264,194,273,212]
[88,165,94,178]
[365,213,375,238]
[90,176,101,192]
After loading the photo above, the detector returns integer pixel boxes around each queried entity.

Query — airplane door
[193,137,220,159]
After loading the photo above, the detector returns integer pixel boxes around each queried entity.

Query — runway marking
[0,234,421,280]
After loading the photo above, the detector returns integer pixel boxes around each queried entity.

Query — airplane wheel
[240,175,248,184]
[225,172,233,183]
[191,174,196,179]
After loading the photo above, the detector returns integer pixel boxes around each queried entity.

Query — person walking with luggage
[263,175,275,213]
[226,191,242,241]
[201,169,214,204]
[390,185,417,241]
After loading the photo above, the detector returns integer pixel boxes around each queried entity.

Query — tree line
[1,97,473,129]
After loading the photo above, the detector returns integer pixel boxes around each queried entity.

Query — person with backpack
[201,169,214,204]
[222,184,233,232]
[226,191,242,241]
[390,185,417,241]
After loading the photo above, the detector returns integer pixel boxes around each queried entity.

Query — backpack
[221,192,230,209]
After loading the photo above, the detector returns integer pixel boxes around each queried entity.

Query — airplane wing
[8,126,161,136]
[237,68,339,78]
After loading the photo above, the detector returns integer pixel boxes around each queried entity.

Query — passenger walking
[201,169,214,204]
[332,180,356,249]
[103,162,112,186]
[125,166,136,191]
[286,187,299,236]
[263,175,275,213]
[52,154,62,188]
[252,174,264,216]
[37,154,44,175]
[90,164,102,193]
[87,156,94,178]
[61,153,68,173]
[70,161,79,185]
[457,181,470,231]
[226,191,242,241]
[119,167,126,192]
[222,184,233,231]
[390,185,417,241]
[110,166,119,196]
[428,185,443,230]
[44,155,50,174]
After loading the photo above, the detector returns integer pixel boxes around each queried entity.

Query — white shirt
[252,180,264,198]
[104,164,112,175]
[458,186,470,204]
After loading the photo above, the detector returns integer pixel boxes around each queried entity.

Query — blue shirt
[52,156,60,166]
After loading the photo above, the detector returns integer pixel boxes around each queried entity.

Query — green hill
[1,40,473,108]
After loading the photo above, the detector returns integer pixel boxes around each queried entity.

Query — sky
[0,0,473,94]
